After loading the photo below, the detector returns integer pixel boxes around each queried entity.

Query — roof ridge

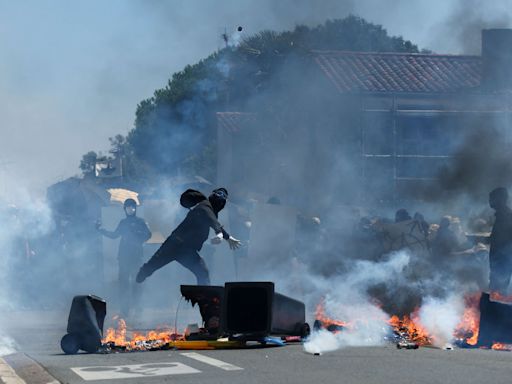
[313,50,482,93]
[311,50,481,59]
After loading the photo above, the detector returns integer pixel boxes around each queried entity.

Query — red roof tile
[313,51,481,93]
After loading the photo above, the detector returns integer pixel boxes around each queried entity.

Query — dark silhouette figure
[395,208,412,223]
[431,216,458,260]
[136,188,240,285]
[488,187,512,294]
[97,198,151,316]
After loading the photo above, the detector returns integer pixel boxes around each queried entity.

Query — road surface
[2,309,512,384]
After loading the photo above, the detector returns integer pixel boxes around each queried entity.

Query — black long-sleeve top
[490,206,512,260]
[163,200,229,252]
[100,216,152,259]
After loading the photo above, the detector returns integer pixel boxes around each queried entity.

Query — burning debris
[62,282,309,354]
[453,293,481,347]
[101,318,182,353]
[308,290,512,354]
[313,301,348,333]
[388,314,429,348]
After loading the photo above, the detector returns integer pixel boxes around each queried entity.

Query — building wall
[360,92,512,205]
[217,91,512,212]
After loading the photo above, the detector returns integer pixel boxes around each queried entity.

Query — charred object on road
[183,282,310,342]
[476,292,512,348]
[180,284,224,339]
[222,282,310,341]
[66,282,309,354]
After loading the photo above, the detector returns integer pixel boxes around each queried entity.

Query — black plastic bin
[477,292,512,347]
[61,295,106,354]
[180,285,224,336]
[221,282,309,340]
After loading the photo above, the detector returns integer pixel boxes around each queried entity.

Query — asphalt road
[2,310,512,384]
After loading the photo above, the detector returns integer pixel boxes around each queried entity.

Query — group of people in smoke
[96,187,240,316]
[349,187,512,298]
[96,184,512,316]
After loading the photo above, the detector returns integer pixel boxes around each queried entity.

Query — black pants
[119,260,141,316]
[489,253,512,294]
[140,241,210,285]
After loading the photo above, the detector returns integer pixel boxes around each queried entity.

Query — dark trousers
[119,260,141,316]
[140,241,210,285]
[489,253,512,294]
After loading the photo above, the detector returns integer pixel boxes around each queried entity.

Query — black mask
[209,194,226,214]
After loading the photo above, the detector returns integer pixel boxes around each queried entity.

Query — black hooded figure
[488,187,512,294]
[136,188,240,285]
[97,198,152,316]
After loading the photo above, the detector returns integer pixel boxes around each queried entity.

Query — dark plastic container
[221,282,308,340]
[477,292,512,347]
[61,295,106,354]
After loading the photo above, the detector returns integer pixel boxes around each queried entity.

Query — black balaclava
[209,188,228,214]
[124,198,137,217]
[489,187,508,211]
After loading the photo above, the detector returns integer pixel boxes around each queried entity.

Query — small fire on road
[101,317,183,352]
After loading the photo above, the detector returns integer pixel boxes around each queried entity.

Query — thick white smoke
[0,334,16,357]
[301,250,477,354]
[0,186,54,355]
[417,294,465,348]
[303,251,410,354]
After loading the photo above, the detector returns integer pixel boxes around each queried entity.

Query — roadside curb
[1,353,60,384]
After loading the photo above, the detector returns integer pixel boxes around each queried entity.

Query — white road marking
[0,357,26,384]
[181,352,244,371]
[71,362,200,381]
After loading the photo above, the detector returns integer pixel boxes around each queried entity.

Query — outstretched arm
[97,221,121,239]
[202,207,242,250]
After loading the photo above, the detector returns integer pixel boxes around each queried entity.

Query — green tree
[79,151,98,176]
[81,16,422,187]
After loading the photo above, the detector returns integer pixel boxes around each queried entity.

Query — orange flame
[388,312,431,345]
[314,302,349,330]
[491,343,512,351]
[490,292,512,304]
[102,318,183,351]
[454,293,481,346]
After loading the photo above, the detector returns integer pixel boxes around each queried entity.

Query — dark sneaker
[135,269,146,283]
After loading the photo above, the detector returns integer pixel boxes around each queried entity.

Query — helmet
[123,198,137,208]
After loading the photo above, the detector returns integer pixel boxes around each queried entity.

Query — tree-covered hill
[80,16,420,188]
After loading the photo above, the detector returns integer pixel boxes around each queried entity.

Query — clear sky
[0,0,510,199]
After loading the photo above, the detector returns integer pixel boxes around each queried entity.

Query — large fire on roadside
[313,292,512,351]
[100,291,512,352]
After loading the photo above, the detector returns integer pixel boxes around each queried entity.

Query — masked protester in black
[97,198,152,316]
[136,188,241,285]
[488,187,512,294]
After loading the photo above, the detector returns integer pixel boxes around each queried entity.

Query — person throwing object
[136,188,241,285]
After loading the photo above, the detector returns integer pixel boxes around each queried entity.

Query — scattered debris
[396,340,419,349]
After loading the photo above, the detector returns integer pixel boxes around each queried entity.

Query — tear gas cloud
[2,0,512,355]
[418,295,465,348]
[431,0,512,54]
[1,0,510,193]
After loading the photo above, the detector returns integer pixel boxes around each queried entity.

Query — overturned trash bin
[477,292,512,347]
[180,285,224,338]
[221,282,309,341]
[61,295,106,354]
